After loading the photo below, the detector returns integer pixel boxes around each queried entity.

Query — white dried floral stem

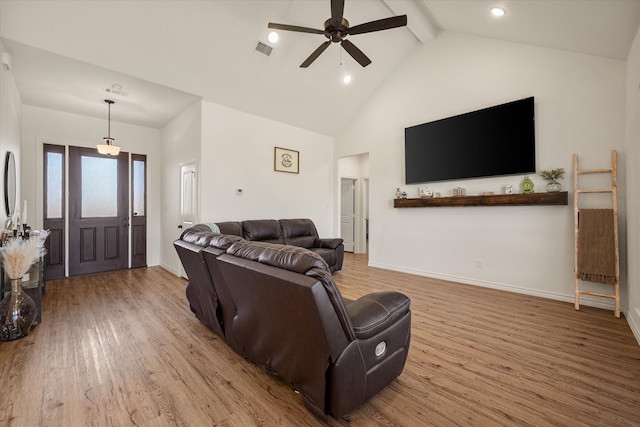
[0,237,46,279]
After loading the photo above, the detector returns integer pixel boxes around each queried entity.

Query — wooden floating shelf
[394,191,568,208]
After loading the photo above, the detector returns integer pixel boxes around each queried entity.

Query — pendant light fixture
[97,99,120,156]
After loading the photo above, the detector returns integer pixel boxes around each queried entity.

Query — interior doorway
[179,161,197,279]
[338,153,369,254]
[340,178,356,252]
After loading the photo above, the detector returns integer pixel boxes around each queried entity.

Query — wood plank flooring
[1,253,639,426]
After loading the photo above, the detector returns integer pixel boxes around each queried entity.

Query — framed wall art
[274,147,299,174]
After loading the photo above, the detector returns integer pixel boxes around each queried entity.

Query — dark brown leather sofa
[173,227,411,419]
[215,218,344,272]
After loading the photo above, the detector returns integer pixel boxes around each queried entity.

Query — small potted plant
[539,168,565,192]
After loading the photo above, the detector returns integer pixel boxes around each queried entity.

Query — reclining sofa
[215,218,344,272]
[173,223,411,419]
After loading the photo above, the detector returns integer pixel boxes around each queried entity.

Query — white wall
[199,101,335,234]
[0,39,22,228]
[21,105,163,266]
[159,100,202,275]
[625,26,640,340]
[335,32,627,310]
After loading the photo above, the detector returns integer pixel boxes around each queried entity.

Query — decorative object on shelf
[0,235,47,341]
[521,176,534,194]
[504,185,513,194]
[274,146,299,174]
[539,168,564,193]
[419,187,432,198]
[434,192,441,198]
[395,188,402,199]
[96,99,121,156]
[481,191,494,196]
[453,187,467,197]
[401,191,407,199]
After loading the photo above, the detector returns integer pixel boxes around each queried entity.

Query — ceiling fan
[268,0,407,68]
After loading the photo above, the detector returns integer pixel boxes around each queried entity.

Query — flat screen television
[404,97,535,184]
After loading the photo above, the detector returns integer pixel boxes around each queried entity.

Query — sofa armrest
[346,291,410,339]
[315,238,343,250]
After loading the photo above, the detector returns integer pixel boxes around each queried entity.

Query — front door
[68,146,129,276]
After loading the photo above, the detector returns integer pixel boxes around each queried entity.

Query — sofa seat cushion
[308,247,337,268]
[346,292,411,339]
[242,219,285,244]
[226,241,328,274]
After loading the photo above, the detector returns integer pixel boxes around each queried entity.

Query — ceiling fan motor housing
[324,18,349,42]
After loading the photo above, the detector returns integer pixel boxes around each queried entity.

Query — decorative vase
[0,277,37,341]
[545,180,562,192]
[395,188,402,199]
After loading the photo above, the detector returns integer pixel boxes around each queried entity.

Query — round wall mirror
[4,151,16,217]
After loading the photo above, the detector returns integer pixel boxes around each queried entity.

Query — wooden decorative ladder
[573,150,620,317]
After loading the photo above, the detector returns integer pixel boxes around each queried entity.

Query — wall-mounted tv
[404,97,535,184]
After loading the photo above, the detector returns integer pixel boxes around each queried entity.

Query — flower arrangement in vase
[539,168,565,192]
[0,235,47,340]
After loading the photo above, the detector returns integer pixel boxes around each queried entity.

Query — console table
[394,191,568,208]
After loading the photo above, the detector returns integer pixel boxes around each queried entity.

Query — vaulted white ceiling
[1,0,639,136]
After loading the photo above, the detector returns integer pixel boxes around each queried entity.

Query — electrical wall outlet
[236,189,243,195]
[476,259,482,269]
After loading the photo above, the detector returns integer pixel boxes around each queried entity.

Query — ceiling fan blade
[348,15,407,36]
[300,41,332,68]
[331,0,345,27]
[341,39,371,67]
[268,22,324,35]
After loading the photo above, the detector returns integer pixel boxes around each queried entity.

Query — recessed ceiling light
[267,31,279,44]
[490,7,506,17]
[342,74,352,85]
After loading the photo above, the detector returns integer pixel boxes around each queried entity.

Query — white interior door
[179,161,197,278]
[341,178,355,253]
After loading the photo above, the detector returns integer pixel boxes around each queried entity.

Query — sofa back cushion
[226,240,327,274]
[280,218,318,248]
[226,240,354,342]
[209,234,244,251]
[241,219,285,244]
[180,224,219,247]
[216,221,243,237]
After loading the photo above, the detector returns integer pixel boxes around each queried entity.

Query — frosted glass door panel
[133,160,145,216]
[46,152,63,219]
[81,156,118,217]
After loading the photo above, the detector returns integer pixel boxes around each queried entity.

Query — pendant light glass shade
[97,100,120,156]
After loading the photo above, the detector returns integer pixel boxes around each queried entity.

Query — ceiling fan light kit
[268,0,407,68]
[97,99,121,156]
[491,7,507,17]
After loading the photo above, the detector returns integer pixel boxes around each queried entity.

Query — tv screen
[404,97,535,184]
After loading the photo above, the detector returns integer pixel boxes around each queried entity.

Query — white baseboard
[368,261,617,312]
[627,308,640,346]
[160,263,180,277]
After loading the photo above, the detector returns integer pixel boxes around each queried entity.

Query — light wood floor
[1,254,639,426]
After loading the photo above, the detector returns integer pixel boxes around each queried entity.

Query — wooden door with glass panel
[68,146,128,276]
